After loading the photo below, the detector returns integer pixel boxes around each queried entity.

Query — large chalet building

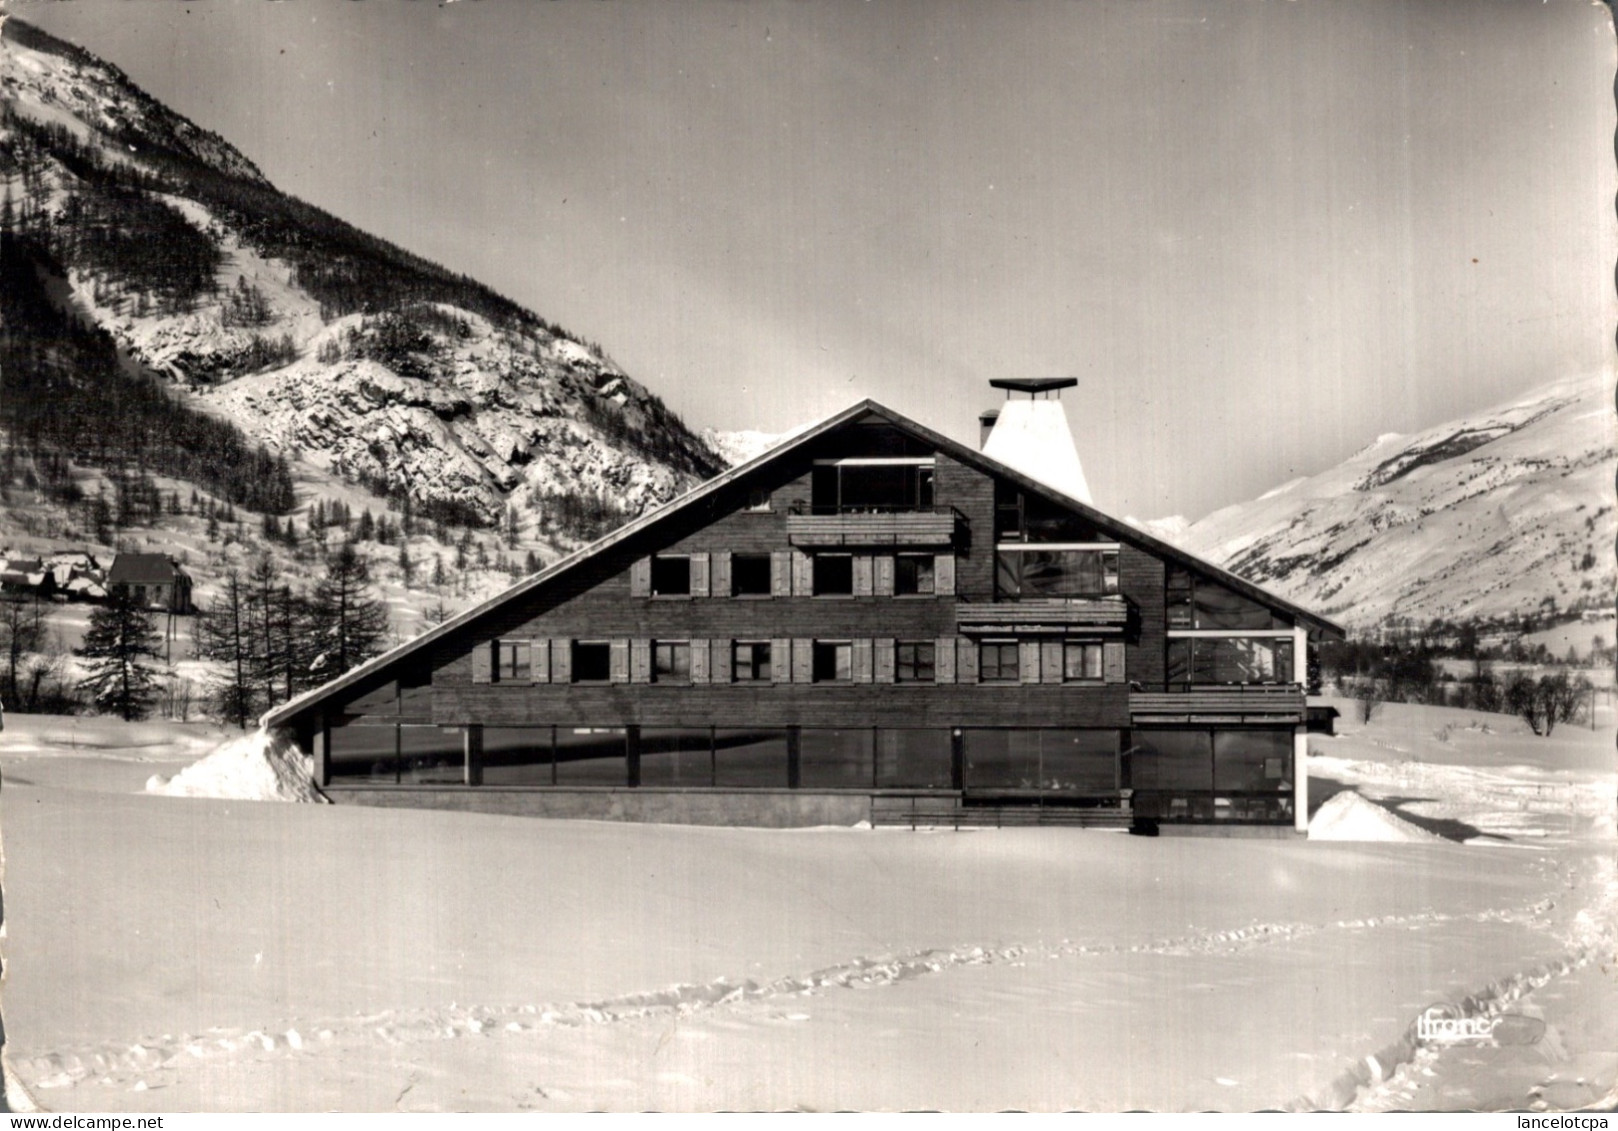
[267,383,1343,831]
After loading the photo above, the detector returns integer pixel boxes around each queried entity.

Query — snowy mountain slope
[0,18,721,524]
[1172,371,1615,630]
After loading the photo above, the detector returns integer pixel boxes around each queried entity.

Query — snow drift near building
[1308,790,1439,843]
[145,728,327,803]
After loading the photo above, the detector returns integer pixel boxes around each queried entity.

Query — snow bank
[145,728,326,803]
[1308,791,1440,843]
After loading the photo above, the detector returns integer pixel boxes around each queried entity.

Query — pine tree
[194,571,256,728]
[398,542,414,584]
[356,508,375,542]
[76,591,162,721]
[308,544,390,678]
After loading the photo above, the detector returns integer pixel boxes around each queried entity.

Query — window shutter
[712,551,732,598]
[792,551,814,596]
[771,550,792,597]
[792,638,814,683]
[713,639,734,683]
[957,637,979,683]
[874,638,896,683]
[874,555,895,596]
[691,639,710,684]
[769,638,790,684]
[531,638,550,684]
[471,640,492,684]
[630,557,651,597]
[935,553,956,595]
[935,636,957,684]
[1103,641,1126,683]
[852,555,874,597]
[1041,640,1063,685]
[1020,640,1042,684]
[690,552,711,597]
[630,638,651,683]
[852,638,874,683]
[551,639,572,684]
[610,639,630,683]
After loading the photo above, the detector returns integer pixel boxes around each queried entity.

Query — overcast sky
[16,0,1616,521]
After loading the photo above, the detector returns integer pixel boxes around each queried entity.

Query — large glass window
[653,641,691,683]
[800,728,875,788]
[814,553,854,596]
[639,727,714,787]
[875,729,954,788]
[978,641,1019,683]
[997,548,1119,599]
[732,553,772,596]
[813,641,853,682]
[1166,565,1290,630]
[495,640,531,683]
[733,641,771,682]
[963,729,1119,792]
[482,726,555,786]
[1167,637,1294,686]
[327,721,400,782]
[896,641,935,683]
[994,484,1104,542]
[1212,730,1294,792]
[811,462,935,514]
[713,729,789,787]
[650,555,691,597]
[553,727,628,785]
[400,725,465,784]
[1132,729,1214,790]
[895,553,935,596]
[571,641,612,682]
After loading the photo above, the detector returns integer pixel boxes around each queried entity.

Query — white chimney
[979,378,1093,506]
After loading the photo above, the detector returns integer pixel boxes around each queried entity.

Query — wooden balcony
[955,597,1129,633]
[1129,686,1306,724]
[785,508,958,547]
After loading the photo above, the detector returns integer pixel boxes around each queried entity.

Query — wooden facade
[266,401,1343,830]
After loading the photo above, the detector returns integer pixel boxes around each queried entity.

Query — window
[1167,637,1294,686]
[895,553,935,596]
[997,547,1119,599]
[994,483,1105,543]
[799,728,875,788]
[733,641,772,682]
[813,553,854,596]
[553,726,628,785]
[978,640,1020,682]
[1166,565,1291,629]
[963,729,1120,792]
[1062,641,1103,681]
[732,553,772,596]
[653,641,691,683]
[896,642,936,683]
[745,487,773,512]
[813,641,852,682]
[811,460,935,514]
[639,727,714,787]
[650,555,691,596]
[495,639,531,683]
[571,641,612,682]
[875,729,954,788]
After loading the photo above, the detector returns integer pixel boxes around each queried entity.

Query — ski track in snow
[17,896,1564,1101]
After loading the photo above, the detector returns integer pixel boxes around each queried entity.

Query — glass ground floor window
[1131,727,1296,823]
[327,720,465,784]
[962,729,1120,792]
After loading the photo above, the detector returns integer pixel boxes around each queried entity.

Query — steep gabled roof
[263,399,1344,728]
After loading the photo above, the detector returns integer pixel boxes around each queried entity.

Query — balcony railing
[785,506,959,547]
[955,597,1128,633]
[1129,686,1306,724]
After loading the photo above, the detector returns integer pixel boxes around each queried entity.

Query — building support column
[1293,724,1309,833]
[313,717,330,788]
[464,724,483,787]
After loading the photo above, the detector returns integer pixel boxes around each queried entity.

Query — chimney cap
[989,377,1078,398]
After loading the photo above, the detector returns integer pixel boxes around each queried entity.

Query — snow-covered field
[0,702,1612,1112]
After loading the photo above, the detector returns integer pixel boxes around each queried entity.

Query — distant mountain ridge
[1164,372,1614,632]
[0,17,722,529]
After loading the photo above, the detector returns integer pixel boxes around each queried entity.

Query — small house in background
[0,559,50,598]
[108,553,193,614]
